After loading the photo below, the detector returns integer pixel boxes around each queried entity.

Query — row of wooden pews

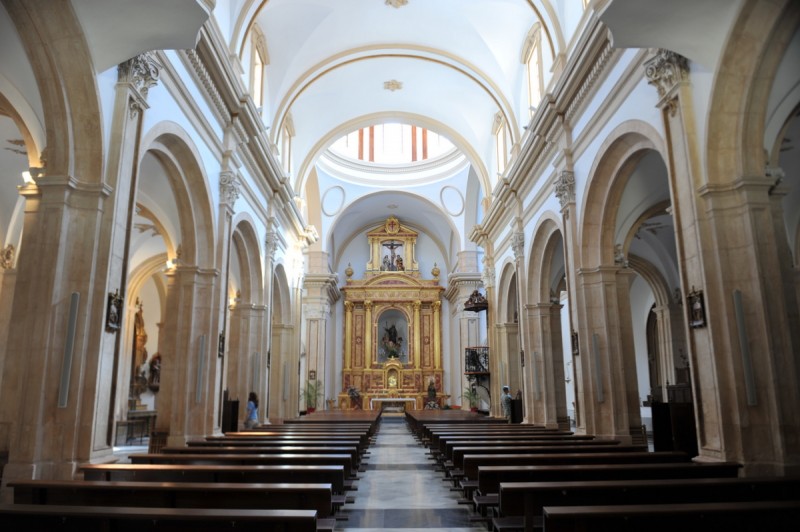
[406,410,800,531]
[1,410,381,531]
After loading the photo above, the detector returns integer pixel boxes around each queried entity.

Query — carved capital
[511,231,525,261]
[344,301,353,312]
[645,49,689,115]
[265,232,278,261]
[118,52,162,99]
[554,170,575,209]
[220,172,240,206]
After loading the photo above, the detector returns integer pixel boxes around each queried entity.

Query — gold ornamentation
[384,79,403,91]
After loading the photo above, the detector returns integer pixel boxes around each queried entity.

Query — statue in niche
[381,322,403,359]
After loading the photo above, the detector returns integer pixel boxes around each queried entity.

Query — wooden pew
[129,453,357,479]
[476,461,741,497]
[430,432,592,452]
[162,445,362,468]
[437,435,619,459]
[81,463,350,494]
[0,503,318,531]
[542,500,800,531]
[10,479,336,518]
[212,431,371,451]
[496,476,800,532]
[461,450,687,481]
[444,444,641,487]
[462,451,689,519]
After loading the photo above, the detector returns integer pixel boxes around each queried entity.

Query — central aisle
[341,415,486,531]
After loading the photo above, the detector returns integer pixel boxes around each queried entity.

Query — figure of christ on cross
[382,240,403,271]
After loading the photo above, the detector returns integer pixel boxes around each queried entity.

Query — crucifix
[382,240,403,271]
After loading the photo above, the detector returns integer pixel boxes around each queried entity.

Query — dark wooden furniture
[496,476,800,532]
[543,500,800,532]
[476,461,741,497]
[0,503,318,531]
[10,479,336,518]
[81,463,350,494]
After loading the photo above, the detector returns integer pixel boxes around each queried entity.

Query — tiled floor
[339,416,486,531]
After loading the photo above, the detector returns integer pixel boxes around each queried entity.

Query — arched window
[250,26,269,114]
[281,113,294,175]
[522,24,543,114]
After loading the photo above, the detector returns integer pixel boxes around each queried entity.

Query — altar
[338,216,447,409]
[369,397,417,411]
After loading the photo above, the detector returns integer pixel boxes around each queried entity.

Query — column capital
[511,231,525,262]
[554,170,575,210]
[118,52,162,98]
[644,49,689,115]
[219,172,240,207]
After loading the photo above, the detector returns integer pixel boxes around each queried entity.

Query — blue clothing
[245,400,258,428]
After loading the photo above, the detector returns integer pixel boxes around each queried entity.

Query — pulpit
[339,216,446,410]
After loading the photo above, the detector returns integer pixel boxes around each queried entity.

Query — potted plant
[301,380,323,413]
[461,387,481,412]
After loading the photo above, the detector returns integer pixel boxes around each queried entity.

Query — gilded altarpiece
[339,216,446,410]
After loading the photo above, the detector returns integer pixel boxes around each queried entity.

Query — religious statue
[381,322,403,358]
[0,244,15,269]
[148,353,161,391]
[382,240,403,271]
[427,379,436,400]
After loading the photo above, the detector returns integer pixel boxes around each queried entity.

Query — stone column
[261,225,278,423]
[510,228,533,423]
[302,268,338,398]
[444,273,484,410]
[528,302,567,429]
[646,50,800,473]
[216,172,238,427]
[0,50,165,488]
[0,261,17,390]
[575,265,641,442]
[156,266,220,446]
[554,170,583,430]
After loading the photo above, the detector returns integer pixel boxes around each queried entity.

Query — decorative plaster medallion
[440,185,465,216]
[321,185,345,216]
[384,80,403,91]
[385,0,408,8]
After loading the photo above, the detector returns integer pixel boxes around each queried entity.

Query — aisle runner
[340,415,485,531]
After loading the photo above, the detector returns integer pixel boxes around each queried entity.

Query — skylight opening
[330,123,454,164]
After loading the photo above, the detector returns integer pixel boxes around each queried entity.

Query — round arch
[580,121,667,267]
[3,1,101,181]
[527,213,564,304]
[707,0,800,182]
[231,217,265,307]
[139,122,216,269]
